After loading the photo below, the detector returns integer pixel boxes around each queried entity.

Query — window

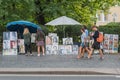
[112,13,117,22]
[104,14,108,21]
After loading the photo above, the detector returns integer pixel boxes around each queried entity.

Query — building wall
[96,6,120,26]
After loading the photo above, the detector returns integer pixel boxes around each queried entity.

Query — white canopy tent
[45,16,81,26]
[45,16,81,37]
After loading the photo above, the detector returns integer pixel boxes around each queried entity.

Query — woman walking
[77,28,86,59]
[36,29,45,56]
[23,28,32,56]
[89,26,104,60]
[83,25,91,59]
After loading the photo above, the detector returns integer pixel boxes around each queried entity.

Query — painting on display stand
[10,40,17,49]
[52,45,58,55]
[46,36,52,45]
[46,45,52,55]
[109,34,114,53]
[63,38,73,45]
[18,39,25,53]
[3,32,10,40]
[3,49,17,55]
[113,35,119,53]
[64,45,72,54]
[3,32,18,55]
[104,34,109,53]
[10,32,17,40]
[103,34,119,54]
[72,45,78,54]
[31,33,36,43]
[3,40,10,49]
[58,45,65,55]
[52,36,59,44]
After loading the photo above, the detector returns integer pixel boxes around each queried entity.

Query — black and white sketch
[52,45,58,55]
[72,45,78,54]
[10,32,17,40]
[52,36,59,44]
[58,45,65,55]
[46,45,52,55]
[63,38,73,45]
[3,32,10,40]
[3,40,10,49]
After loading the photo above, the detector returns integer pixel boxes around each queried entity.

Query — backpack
[97,32,104,43]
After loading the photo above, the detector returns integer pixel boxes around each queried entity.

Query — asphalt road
[0,75,120,80]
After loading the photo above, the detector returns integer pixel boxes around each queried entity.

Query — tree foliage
[34,0,115,25]
[0,0,120,51]
[0,0,35,26]
[0,0,116,26]
[0,0,118,38]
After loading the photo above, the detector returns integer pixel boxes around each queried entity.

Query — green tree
[0,0,35,27]
[34,0,115,25]
[33,0,116,40]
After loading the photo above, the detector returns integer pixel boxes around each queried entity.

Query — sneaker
[77,56,80,59]
[25,54,29,56]
[87,56,92,59]
[30,54,33,56]
[100,57,104,60]
[43,53,45,56]
[37,54,40,56]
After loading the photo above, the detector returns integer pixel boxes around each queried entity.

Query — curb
[0,68,119,75]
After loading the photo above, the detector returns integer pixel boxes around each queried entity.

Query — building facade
[96,6,120,26]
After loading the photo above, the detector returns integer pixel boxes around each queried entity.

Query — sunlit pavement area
[0,53,120,75]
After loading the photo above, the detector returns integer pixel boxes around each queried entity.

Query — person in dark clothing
[35,29,45,56]
[89,26,104,59]
[23,28,32,56]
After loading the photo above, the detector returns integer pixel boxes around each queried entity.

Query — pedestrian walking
[23,28,32,56]
[89,32,94,50]
[82,25,91,58]
[89,26,104,59]
[35,29,45,56]
[77,28,86,59]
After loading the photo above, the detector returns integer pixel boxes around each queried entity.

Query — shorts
[80,42,85,48]
[84,42,89,47]
[92,41,100,49]
[36,41,44,46]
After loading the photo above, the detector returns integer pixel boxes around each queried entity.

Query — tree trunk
[34,0,46,25]
[36,12,45,25]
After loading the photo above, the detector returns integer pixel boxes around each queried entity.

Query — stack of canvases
[46,33,59,55]
[60,37,78,55]
[45,33,78,55]
[3,32,18,55]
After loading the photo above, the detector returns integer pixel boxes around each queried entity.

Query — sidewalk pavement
[0,53,120,75]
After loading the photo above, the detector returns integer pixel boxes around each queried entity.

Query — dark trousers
[25,44,32,54]
[92,41,100,49]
